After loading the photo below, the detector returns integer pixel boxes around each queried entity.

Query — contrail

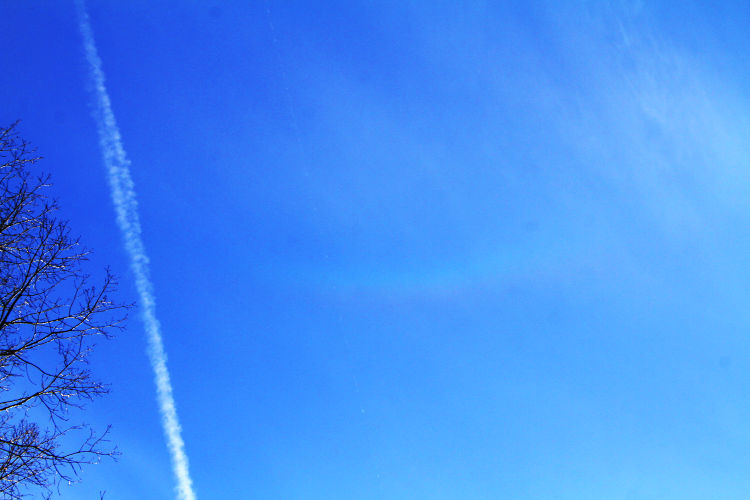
[74,2,197,499]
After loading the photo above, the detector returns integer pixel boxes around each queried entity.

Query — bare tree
[0,123,126,499]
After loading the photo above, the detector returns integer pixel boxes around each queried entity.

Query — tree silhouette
[0,123,126,499]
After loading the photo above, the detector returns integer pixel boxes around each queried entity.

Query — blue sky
[4,1,750,498]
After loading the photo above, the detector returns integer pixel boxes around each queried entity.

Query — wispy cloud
[74,2,196,499]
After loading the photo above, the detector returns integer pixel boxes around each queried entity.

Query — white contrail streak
[74,2,197,499]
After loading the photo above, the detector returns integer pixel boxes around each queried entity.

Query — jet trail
[74,2,197,499]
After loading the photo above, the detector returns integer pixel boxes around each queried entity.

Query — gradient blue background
[3,1,750,498]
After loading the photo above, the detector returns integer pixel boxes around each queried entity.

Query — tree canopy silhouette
[0,123,126,499]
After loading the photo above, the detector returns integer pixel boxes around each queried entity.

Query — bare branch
[0,123,127,499]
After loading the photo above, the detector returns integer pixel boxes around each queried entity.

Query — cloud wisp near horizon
[74,1,197,499]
